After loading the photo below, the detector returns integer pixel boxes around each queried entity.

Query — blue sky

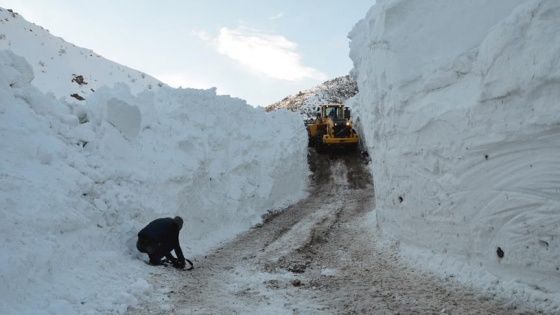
[2,1,374,106]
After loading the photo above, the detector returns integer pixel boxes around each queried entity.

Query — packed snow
[348,0,560,312]
[2,0,560,313]
[0,38,308,315]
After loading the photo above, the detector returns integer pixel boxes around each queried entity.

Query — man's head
[173,216,183,230]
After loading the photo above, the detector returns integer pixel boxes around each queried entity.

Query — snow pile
[349,0,560,310]
[265,75,358,119]
[0,50,308,314]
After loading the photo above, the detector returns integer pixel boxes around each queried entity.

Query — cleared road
[128,150,534,314]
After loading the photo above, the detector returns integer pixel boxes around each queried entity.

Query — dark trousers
[137,237,170,264]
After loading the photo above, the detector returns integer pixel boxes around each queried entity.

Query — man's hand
[172,259,186,269]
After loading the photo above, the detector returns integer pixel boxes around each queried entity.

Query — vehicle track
[127,150,535,314]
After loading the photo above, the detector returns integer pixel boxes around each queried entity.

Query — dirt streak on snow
[127,151,539,314]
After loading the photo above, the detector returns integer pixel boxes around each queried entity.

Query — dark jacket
[138,217,185,263]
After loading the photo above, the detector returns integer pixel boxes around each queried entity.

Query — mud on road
[128,150,535,315]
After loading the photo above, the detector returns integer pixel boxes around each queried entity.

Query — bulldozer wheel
[308,135,315,147]
[315,132,326,154]
[347,143,358,152]
[306,129,314,147]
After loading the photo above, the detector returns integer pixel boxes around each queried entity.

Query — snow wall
[0,50,309,314]
[348,0,560,308]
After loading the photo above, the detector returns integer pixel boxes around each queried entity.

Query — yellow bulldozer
[306,104,359,153]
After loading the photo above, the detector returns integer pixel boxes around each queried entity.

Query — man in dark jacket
[136,216,186,269]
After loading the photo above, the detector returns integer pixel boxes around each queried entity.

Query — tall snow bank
[0,50,308,314]
[349,0,560,310]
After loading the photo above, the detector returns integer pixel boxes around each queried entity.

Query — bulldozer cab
[317,104,344,120]
[326,106,338,118]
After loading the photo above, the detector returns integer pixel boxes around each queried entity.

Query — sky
[1,0,375,106]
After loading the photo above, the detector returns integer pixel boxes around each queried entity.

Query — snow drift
[348,0,560,310]
[0,49,308,314]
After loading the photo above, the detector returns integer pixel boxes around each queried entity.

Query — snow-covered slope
[0,8,165,102]
[349,0,560,310]
[0,8,309,315]
[265,75,358,118]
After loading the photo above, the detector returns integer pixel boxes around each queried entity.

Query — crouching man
[137,216,186,269]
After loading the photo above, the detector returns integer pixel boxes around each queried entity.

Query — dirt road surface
[128,150,536,314]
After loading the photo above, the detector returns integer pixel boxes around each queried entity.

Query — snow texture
[348,0,560,312]
[0,9,308,313]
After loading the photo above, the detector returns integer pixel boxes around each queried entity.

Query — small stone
[496,247,504,258]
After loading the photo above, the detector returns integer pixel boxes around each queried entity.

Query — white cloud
[268,12,284,20]
[201,26,327,82]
